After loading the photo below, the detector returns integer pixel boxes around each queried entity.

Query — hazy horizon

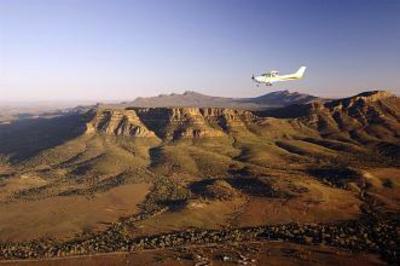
[0,88,399,106]
[1,0,399,101]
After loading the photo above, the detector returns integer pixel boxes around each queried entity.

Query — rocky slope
[261,91,400,146]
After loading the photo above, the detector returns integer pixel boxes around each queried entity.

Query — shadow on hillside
[254,104,309,119]
[148,146,164,168]
[127,108,170,139]
[306,166,362,189]
[0,114,86,162]
[189,177,291,199]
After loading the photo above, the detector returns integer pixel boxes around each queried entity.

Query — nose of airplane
[251,74,255,80]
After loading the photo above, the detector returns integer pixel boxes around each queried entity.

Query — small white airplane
[252,66,306,86]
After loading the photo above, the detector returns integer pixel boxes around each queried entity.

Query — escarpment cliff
[86,107,258,140]
[85,109,156,138]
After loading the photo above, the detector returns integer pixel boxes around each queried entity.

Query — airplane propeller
[251,74,259,87]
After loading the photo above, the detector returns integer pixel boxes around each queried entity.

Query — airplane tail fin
[294,66,306,78]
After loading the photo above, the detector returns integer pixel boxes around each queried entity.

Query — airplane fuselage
[253,74,300,85]
[252,66,306,86]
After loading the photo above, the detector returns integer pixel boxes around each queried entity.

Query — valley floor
[0,241,385,266]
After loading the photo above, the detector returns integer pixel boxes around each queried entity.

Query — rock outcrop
[85,109,156,138]
[86,107,258,140]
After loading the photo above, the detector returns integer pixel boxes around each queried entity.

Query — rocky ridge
[86,107,258,140]
[260,91,400,143]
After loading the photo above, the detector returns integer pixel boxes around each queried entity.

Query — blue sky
[0,0,399,101]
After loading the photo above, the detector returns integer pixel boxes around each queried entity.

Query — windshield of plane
[262,72,279,77]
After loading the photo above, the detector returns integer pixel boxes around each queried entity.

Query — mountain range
[0,90,399,264]
[124,90,324,109]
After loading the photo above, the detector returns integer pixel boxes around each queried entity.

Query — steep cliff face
[85,109,157,138]
[86,107,258,140]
